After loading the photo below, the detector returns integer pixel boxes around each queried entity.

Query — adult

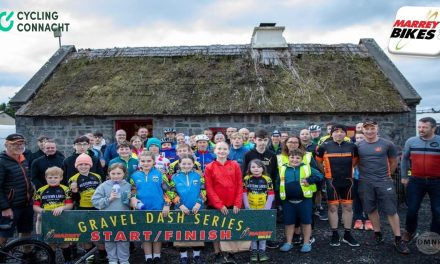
[0,134,34,246]
[225,127,238,145]
[137,126,149,146]
[299,129,316,154]
[316,125,359,247]
[203,129,216,149]
[239,128,253,148]
[308,125,321,146]
[214,133,226,144]
[401,117,440,241]
[357,120,409,254]
[31,135,49,162]
[31,139,65,190]
[268,130,282,155]
[280,132,289,145]
[103,129,127,166]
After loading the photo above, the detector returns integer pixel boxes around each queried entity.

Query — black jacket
[0,152,33,210]
[62,152,104,185]
[242,148,279,183]
[31,151,65,190]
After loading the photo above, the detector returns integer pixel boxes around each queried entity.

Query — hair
[108,163,127,175]
[139,150,156,161]
[203,128,213,133]
[282,135,305,155]
[130,135,142,143]
[38,136,49,142]
[137,126,148,132]
[74,136,90,144]
[288,148,306,158]
[116,141,132,150]
[178,154,195,163]
[214,141,229,150]
[230,132,244,140]
[93,131,103,137]
[419,117,437,128]
[45,166,63,178]
[254,128,268,139]
[176,144,192,152]
[246,159,267,176]
[214,133,225,140]
[355,131,364,135]
[44,139,56,145]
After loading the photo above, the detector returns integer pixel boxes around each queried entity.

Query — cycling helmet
[308,125,321,132]
[163,128,176,134]
[194,134,209,142]
[160,137,174,144]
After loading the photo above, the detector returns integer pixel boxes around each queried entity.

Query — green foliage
[0,102,15,117]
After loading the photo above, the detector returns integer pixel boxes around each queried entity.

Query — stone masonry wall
[16,108,416,156]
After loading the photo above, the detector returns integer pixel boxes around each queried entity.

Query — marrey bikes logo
[388,6,440,56]
[0,11,14,32]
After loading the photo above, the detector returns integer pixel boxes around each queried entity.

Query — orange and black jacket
[316,140,358,181]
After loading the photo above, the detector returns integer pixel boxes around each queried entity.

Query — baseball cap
[272,130,281,136]
[362,120,378,127]
[5,133,25,143]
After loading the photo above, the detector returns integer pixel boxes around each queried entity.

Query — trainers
[180,257,189,264]
[153,257,162,264]
[266,240,280,248]
[214,253,226,264]
[258,250,269,262]
[145,259,154,264]
[342,232,360,247]
[402,230,419,244]
[292,234,302,245]
[319,209,328,221]
[300,242,312,253]
[225,253,236,264]
[330,233,341,247]
[279,243,293,252]
[250,250,258,262]
[353,220,364,230]
[364,220,374,231]
[194,256,204,264]
[394,240,410,255]
[373,233,384,245]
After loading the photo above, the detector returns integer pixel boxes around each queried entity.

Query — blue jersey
[195,150,215,172]
[169,171,206,209]
[131,167,170,210]
[228,145,251,167]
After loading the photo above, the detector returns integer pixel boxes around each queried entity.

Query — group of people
[0,116,439,264]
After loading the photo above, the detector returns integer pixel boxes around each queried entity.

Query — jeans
[405,177,440,234]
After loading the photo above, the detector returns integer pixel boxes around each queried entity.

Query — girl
[92,164,132,264]
[130,151,171,264]
[168,154,206,264]
[243,159,274,262]
[204,142,243,264]
[130,135,144,158]
[146,137,171,175]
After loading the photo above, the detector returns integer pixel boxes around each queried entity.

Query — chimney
[251,23,288,49]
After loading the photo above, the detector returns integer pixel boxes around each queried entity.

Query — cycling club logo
[388,6,440,56]
[0,11,14,32]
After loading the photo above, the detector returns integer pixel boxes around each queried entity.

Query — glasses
[75,143,89,147]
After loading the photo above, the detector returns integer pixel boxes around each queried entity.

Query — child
[130,151,172,264]
[243,159,274,262]
[92,164,132,264]
[168,154,206,264]
[228,132,251,168]
[194,135,215,173]
[161,137,177,163]
[130,135,144,158]
[204,142,242,264]
[146,137,171,174]
[108,141,138,180]
[168,144,202,178]
[279,149,323,253]
[33,166,73,264]
[68,153,107,263]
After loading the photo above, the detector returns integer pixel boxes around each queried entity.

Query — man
[268,130,282,155]
[316,125,359,247]
[300,129,316,153]
[103,129,127,166]
[280,132,289,145]
[357,120,409,254]
[31,139,65,190]
[225,127,238,145]
[0,134,34,246]
[203,128,216,149]
[31,136,49,162]
[239,128,254,149]
[401,117,440,242]
[137,127,149,146]
[309,125,321,145]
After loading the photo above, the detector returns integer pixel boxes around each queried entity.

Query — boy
[161,137,177,163]
[108,141,138,180]
[168,144,202,177]
[228,132,251,168]
[194,135,216,173]
[33,166,73,264]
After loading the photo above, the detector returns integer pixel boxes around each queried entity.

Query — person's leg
[117,242,130,263]
[143,242,153,260]
[342,203,353,229]
[388,213,402,237]
[405,177,426,234]
[302,224,312,244]
[284,225,294,244]
[153,242,162,258]
[104,242,118,263]
[328,204,339,228]
[368,210,381,232]
[427,178,440,234]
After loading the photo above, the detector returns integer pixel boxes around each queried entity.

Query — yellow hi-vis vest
[277,152,313,169]
[279,164,317,199]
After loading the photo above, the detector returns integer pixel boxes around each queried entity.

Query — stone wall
[16,108,416,156]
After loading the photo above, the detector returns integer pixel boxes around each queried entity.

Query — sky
[0,0,439,110]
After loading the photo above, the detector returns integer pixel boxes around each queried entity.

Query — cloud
[0,86,21,103]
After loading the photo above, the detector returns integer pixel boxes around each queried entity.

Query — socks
[180,251,188,258]
[332,229,339,236]
[153,253,161,259]
[145,254,153,261]
[344,229,351,236]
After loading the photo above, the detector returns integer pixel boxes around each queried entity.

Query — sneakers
[153,257,162,264]
[224,253,236,264]
[194,256,204,264]
[394,240,410,255]
[373,233,384,245]
[364,220,374,231]
[330,232,341,247]
[258,250,270,262]
[342,232,360,247]
[279,243,293,252]
[266,240,280,249]
[146,259,154,264]
[319,208,328,221]
[180,257,189,264]
[292,234,302,245]
[214,253,226,264]
[300,242,312,253]
[353,220,364,230]
[250,250,258,262]
[402,230,419,244]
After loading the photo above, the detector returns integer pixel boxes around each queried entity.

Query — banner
[42,209,276,243]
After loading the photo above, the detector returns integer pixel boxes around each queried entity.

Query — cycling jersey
[68,172,102,208]
[243,175,274,209]
[33,184,72,210]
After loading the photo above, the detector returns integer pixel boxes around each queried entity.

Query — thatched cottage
[10,24,421,154]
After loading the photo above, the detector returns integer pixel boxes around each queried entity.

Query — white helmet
[195,134,209,142]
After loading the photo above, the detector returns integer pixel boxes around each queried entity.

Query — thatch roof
[14,39,418,117]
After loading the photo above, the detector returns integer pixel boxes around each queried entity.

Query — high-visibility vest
[279,164,317,199]
[277,152,312,169]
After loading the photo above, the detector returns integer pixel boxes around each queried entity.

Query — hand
[52,207,64,216]
[192,203,201,214]
[301,179,310,186]
[109,191,118,202]
[70,181,78,193]
[180,205,190,215]
[162,206,170,217]
[401,178,409,187]
[220,206,228,215]
[233,206,240,214]
[1,208,13,219]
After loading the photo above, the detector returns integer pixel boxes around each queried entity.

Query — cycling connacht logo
[388,6,440,56]
[0,11,14,32]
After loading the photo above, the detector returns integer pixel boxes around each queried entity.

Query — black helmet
[160,137,174,144]
[163,128,176,134]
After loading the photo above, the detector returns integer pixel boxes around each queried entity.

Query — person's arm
[91,184,110,210]
[0,164,12,212]
[234,163,243,209]
[242,176,250,209]
[31,160,44,191]
[204,165,224,210]
[400,139,411,184]
[388,141,399,174]
[264,177,275,209]
[103,144,113,166]
[315,145,325,172]
[306,167,324,184]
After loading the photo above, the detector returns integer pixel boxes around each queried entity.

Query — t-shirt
[243,175,274,209]
[357,138,397,181]
[33,185,72,210]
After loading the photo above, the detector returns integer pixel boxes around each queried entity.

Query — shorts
[281,198,312,225]
[0,205,34,237]
[359,179,397,216]
[326,179,353,205]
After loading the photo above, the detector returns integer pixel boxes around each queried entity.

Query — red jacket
[205,160,243,209]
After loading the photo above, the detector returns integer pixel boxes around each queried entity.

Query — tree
[0,102,15,117]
